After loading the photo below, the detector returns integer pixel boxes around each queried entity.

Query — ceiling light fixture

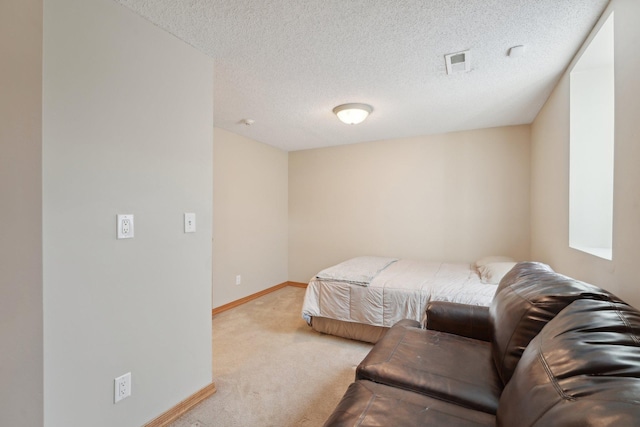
[333,103,373,125]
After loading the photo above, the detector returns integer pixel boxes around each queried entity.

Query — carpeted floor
[168,286,373,427]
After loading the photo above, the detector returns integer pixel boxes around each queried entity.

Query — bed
[301,256,514,343]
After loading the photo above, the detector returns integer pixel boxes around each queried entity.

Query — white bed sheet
[301,259,498,328]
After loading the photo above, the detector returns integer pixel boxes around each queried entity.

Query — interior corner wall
[531,0,640,308]
[0,1,44,426]
[288,125,531,282]
[212,128,288,308]
[43,0,213,426]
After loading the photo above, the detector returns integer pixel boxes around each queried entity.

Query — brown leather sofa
[323,262,640,426]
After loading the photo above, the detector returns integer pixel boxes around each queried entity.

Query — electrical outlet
[235,275,241,285]
[114,372,131,403]
[117,214,134,239]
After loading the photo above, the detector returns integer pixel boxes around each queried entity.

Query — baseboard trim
[286,281,309,288]
[212,281,308,316]
[143,382,217,427]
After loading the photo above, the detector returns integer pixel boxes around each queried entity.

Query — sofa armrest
[426,301,491,342]
[394,318,422,329]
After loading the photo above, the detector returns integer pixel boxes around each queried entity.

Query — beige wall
[0,1,44,426]
[531,0,640,308]
[43,0,213,426]
[289,126,531,282]
[213,128,289,307]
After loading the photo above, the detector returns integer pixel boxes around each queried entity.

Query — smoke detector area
[445,50,471,75]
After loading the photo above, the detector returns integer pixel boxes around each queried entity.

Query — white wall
[0,1,43,426]
[213,128,288,307]
[43,0,213,426]
[531,0,640,308]
[289,125,531,282]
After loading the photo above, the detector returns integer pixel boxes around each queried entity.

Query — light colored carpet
[168,286,373,427]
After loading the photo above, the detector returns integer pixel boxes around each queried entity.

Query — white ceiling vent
[445,50,471,75]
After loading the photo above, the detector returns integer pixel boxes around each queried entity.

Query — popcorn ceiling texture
[114,0,609,151]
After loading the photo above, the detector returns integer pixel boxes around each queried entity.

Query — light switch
[117,214,134,239]
[184,213,196,233]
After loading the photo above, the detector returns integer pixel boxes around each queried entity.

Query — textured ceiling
[115,0,609,151]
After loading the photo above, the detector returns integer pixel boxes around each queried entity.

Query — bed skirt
[310,316,389,344]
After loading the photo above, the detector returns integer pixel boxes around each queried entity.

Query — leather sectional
[323,262,640,426]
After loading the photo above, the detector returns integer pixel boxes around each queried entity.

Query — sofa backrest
[497,299,640,426]
[489,262,619,385]
[493,261,552,295]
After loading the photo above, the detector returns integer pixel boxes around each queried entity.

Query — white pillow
[478,261,517,285]
[475,256,515,270]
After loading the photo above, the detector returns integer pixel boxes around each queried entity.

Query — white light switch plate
[117,214,134,239]
[184,213,196,233]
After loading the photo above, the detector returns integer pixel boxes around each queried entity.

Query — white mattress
[302,258,498,328]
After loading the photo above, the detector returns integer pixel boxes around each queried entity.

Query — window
[569,12,614,260]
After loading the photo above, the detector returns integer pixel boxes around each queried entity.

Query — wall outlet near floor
[114,372,131,403]
[235,275,241,285]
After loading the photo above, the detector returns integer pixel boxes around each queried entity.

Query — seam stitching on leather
[537,340,574,401]
[355,394,377,427]
[383,327,410,363]
[611,302,640,345]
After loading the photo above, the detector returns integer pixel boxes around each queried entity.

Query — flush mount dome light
[333,103,373,125]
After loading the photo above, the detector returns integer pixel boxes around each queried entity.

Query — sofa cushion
[323,380,496,427]
[490,262,619,384]
[356,319,502,414]
[497,299,640,427]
